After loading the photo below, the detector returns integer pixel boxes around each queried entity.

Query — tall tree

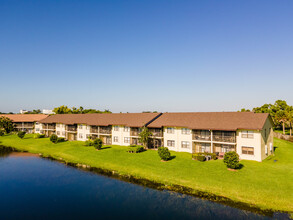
[286,106,293,136]
[53,105,72,114]
[138,127,152,149]
[0,116,14,133]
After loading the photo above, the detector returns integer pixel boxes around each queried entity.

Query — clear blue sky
[1,0,292,113]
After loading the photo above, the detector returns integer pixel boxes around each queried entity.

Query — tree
[53,105,72,114]
[224,151,240,169]
[0,116,14,133]
[50,134,58,144]
[240,108,251,112]
[138,127,152,149]
[286,106,293,136]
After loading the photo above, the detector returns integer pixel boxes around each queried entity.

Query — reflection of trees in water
[0,146,12,158]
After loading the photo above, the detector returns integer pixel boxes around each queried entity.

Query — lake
[0,147,288,220]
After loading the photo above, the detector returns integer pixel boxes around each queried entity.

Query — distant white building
[20,110,28,114]
[42,109,55,115]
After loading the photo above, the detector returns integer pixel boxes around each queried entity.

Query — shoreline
[0,145,285,217]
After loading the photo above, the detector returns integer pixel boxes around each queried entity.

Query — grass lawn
[0,134,293,214]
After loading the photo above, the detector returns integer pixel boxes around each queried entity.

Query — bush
[93,138,103,150]
[224,151,240,169]
[57,137,65,143]
[197,155,206,162]
[84,140,93,146]
[192,153,217,161]
[17,131,26,139]
[127,145,145,153]
[0,130,4,136]
[50,134,58,144]
[34,133,45,139]
[158,147,171,161]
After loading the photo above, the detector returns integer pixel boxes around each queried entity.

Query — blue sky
[1,0,292,113]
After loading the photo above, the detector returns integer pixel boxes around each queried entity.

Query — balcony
[42,124,56,130]
[67,125,77,132]
[130,128,140,136]
[149,128,163,137]
[90,126,111,134]
[192,130,211,141]
[213,131,236,143]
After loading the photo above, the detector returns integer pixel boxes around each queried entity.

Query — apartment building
[147,112,274,162]
[36,112,273,162]
[0,114,48,133]
[38,113,162,145]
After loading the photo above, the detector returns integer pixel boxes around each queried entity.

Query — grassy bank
[0,134,292,214]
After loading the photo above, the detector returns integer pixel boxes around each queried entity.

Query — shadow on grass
[238,163,244,169]
[169,155,176,161]
[101,146,112,150]
[274,146,278,152]
[24,136,33,139]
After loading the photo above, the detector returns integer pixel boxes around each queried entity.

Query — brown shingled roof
[0,114,48,122]
[39,113,161,127]
[147,112,270,131]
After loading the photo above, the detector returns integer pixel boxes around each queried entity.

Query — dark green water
[0,147,289,220]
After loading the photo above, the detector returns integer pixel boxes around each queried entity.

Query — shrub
[224,151,240,169]
[34,133,45,139]
[127,145,145,153]
[57,137,65,143]
[0,130,4,136]
[84,140,93,146]
[17,131,26,139]
[158,147,171,161]
[197,155,206,162]
[192,153,217,161]
[50,134,58,144]
[93,138,103,150]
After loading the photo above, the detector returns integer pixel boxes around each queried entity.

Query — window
[241,131,254,138]
[182,128,190,135]
[265,145,268,155]
[242,146,254,155]
[114,136,119,142]
[114,126,119,131]
[56,124,60,128]
[79,125,83,129]
[167,140,175,147]
[166,127,174,134]
[36,128,40,132]
[199,143,211,153]
[86,125,90,130]
[36,122,39,125]
[124,137,130,143]
[264,129,267,139]
[86,134,90,139]
[181,141,190,148]
[79,133,83,139]
[62,131,65,136]
[57,131,60,135]
[124,127,130,132]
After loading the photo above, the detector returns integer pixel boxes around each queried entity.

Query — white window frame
[167,140,175,147]
[166,127,174,134]
[62,131,65,136]
[79,133,83,139]
[124,137,130,143]
[114,126,119,131]
[182,128,190,135]
[124,127,130,132]
[181,141,190,148]
[241,131,254,138]
[242,146,254,155]
[79,125,83,129]
[114,136,119,142]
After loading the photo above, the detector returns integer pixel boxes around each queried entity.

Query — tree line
[240,100,293,136]
[52,105,112,114]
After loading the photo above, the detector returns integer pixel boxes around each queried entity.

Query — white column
[210,130,213,153]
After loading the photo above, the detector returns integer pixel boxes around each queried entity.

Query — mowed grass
[0,134,292,213]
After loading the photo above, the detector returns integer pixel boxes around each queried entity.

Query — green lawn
[0,134,292,214]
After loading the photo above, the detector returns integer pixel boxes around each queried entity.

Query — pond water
[0,147,289,220]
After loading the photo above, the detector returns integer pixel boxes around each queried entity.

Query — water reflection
[0,147,289,220]
[0,146,13,158]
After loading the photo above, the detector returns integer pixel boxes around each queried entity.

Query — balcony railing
[130,131,139,136]
[90,126,111,134]
[42,124,56,130]
[213,136,236,143]
[67,125,77,132]
[149,129,163,137]
[193,134,211,141]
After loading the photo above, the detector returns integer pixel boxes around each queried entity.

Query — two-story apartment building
[147,112,274,162]
[0,114,48,133]
[37,113,162,145]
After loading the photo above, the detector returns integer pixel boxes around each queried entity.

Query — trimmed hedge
[192,153,217,161]
[158,147,171,161]
[127,145,144,153]
[17,131,26,139]
[93,138,103,150]
[50,134,58,144]
[224,151,240,169]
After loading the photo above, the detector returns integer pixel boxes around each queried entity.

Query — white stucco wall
[112,125,131,146]
[34,122,42,134]
[56,123,66,138]
[77,124,91,141]
[163,127,193,153]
